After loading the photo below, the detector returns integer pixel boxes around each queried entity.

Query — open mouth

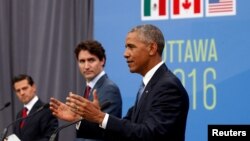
[127,60,133,64]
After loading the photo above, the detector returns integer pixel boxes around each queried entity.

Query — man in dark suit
[65,24,189,141]
[49,40,122,141]
[11,74,58,141]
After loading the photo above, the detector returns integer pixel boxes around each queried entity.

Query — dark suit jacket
[104,64,189,141]
[13,99,59,141]
[76,74,122,141]
[79,64,189,141]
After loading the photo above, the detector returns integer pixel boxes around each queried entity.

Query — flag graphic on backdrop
[141,0,168,20]
[171,0,203,19]
[206,0,236,17]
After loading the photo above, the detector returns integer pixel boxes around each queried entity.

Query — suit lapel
[88,74,108,100]
[16,111,23,136]
[132,64,168,121]
[21,100,43,130]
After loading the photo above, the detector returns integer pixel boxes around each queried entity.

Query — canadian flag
[171,0,203,19]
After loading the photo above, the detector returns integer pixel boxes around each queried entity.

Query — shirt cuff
[99,113,109,129]
[76,121,81,130]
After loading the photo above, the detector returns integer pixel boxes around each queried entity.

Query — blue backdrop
[94,0,250,140]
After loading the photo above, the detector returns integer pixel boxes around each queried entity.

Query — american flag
[208,0,234,13]
[206,0,236,16]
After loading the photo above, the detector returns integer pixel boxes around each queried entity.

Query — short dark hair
[129,24,165,56]
[12,74,34,88]
[74,40,106,66]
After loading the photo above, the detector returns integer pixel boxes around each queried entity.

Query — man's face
[77,50,104,82]
[14,79,36,104]
[124,32,151,76]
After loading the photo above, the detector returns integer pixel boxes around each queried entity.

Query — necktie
[20,107,28,128]
[84,85,91,99]
[137,81,145,103]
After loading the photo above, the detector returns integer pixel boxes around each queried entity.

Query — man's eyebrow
[125,43,134,48]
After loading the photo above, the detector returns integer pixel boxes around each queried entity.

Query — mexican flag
[141,0,168,20]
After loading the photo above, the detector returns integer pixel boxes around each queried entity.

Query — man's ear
[32,84,37,93]
[101,58,105,67]
[149,42,158,56]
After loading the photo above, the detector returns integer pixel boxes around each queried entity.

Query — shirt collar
[87,70,105,88]
[142,61,164,86]
[24,95,38,114]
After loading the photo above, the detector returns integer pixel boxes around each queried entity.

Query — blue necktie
[137,82,145,103]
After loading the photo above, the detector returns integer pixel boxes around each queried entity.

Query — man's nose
[123,49,129,58]
[20,90,25,95]
[84,61,90,68]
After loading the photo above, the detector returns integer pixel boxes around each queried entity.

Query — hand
[66,89,106,124]
[49,96,81,122]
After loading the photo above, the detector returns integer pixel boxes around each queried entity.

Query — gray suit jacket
[76,74,122,141]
